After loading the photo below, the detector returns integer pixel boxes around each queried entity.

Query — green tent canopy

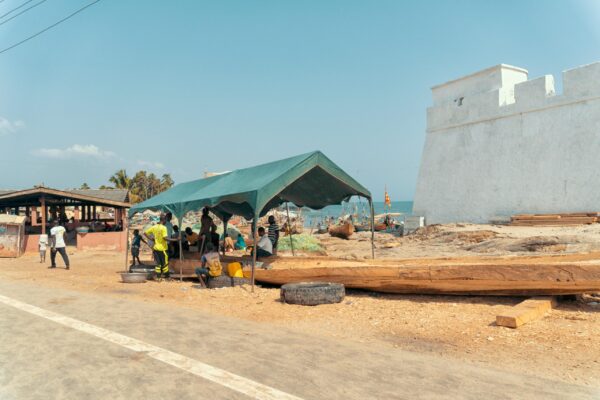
[128,151,372,221]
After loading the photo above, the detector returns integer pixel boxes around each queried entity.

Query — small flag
[384,188,391,207]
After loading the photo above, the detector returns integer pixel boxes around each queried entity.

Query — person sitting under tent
[194,243,222,287]
[223,233,235,253]
[253,227,273,258]
[235,234,246,250]
[210,223,220,249]
[184,227,199,251]
[170,225,182,258]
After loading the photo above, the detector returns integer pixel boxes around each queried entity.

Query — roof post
[40,195,46,235]
[251,212,258,293]
[369,197,375,259]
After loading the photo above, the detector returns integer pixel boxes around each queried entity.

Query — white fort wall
[413,62,600,224]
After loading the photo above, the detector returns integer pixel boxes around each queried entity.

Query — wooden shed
[0,215,26,258]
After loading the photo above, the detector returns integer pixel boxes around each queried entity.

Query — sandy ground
[314,223,600,260]
[3,280,593,400]
[1,224,599,387]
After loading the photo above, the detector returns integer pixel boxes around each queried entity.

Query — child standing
[267,215,280,255]
[131,229,146,266]
[38,234,48,263]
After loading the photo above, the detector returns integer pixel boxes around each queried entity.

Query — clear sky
[0,0,599,200]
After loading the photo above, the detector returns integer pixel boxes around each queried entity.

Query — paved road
[0,279,597,400]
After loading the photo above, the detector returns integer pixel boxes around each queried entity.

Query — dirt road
[0,279,597,400]
[0,251,599,387]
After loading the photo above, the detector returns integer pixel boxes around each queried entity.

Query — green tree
[109,169,132,190]
[105,169,174,204]
[160,174,174,191]
[80,183,90,189]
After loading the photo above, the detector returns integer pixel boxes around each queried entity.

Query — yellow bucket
[227,262,244,278]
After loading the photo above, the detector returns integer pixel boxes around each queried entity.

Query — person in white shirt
[38,234,48,263]
[254,227,273,258]
[49,221,70,270]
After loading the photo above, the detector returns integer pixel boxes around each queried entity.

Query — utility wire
[0,0,36,20]
[0,0,48,28]
[0,0,101,56]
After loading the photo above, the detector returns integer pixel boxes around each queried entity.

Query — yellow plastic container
[227,262,244,278]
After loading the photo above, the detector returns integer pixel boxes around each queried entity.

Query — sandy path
[2,279,596,399]
[0,250,599,387]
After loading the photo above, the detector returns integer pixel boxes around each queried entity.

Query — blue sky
[0,0,599,200]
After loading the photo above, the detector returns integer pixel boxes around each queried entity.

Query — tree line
[80,169,174,203]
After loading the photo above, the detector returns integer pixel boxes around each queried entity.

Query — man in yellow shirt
[144,214,171,280]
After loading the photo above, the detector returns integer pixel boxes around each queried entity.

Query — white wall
[413,62,600,224]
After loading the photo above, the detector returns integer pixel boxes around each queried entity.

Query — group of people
[38,220,71,270]
[136,209,282,283]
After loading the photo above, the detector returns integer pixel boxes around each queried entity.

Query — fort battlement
[413,61,600,224]
[427,62,600,132]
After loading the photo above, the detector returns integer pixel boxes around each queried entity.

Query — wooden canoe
[374,223,388,232]
[249,263,600,296]
[328,222,355,239]
[354,224,369,232]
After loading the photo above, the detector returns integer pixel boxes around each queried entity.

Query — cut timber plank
[248,262,600,296]
[496,297,557,328]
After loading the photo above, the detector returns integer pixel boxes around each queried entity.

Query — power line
[0,0,48,28]
[0,0,101,56]
[0,0,36,20]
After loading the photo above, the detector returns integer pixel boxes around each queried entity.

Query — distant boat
[328,221,355,239]
[354,223,369,232]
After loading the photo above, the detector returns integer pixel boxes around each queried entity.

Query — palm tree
[109,169,131,190]
[160,174,174,191]
[80,183,90,190]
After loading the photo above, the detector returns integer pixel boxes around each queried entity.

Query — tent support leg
[251,214,258,293]
[285,202,295,256]
[177,213,184,282]
[223,219,228,257]
[124,219,130,272]
[369,198,375,259]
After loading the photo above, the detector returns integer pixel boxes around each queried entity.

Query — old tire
[280,282,345,306]
[207,275,232,289]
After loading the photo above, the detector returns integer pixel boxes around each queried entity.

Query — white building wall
[413,62,600,224]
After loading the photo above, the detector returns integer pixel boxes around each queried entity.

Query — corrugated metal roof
[68,189,129,203]
[0,215,26,224]
[0,188,129,204]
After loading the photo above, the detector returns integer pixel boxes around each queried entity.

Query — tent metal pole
[124,216,131,272]
[251,213,258,293]
[369,198,375,259]
[178,212,184,282]
[285,202,295,256]
[223,218,228,257]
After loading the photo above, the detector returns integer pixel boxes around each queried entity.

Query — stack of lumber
[510,212,600,226]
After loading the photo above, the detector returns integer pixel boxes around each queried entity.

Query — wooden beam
[40,196,46,235]
[496,297,557,328]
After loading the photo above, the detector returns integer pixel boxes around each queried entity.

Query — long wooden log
[248,263,600,296]
[171,255,600,296]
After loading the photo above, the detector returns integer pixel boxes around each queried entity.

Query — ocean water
[301,201,413,227]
